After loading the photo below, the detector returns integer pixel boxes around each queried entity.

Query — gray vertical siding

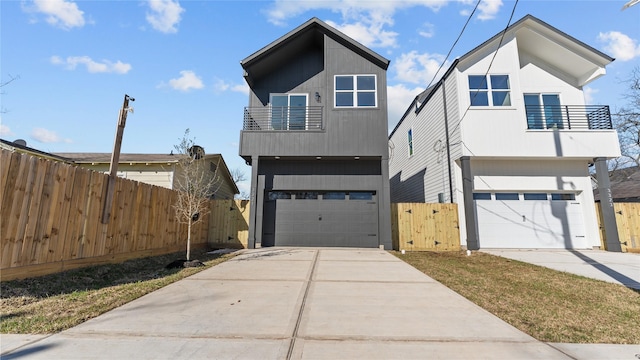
[241,34,388,159]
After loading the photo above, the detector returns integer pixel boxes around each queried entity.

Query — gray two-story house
[239,18,392,249]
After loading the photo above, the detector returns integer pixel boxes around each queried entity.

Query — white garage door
[474,192,588,249]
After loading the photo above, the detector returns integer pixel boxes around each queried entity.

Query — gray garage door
[271,191,378,247]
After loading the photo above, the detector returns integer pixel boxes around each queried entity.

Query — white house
[389,15,621,250]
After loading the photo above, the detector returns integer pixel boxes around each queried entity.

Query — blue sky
[1,0,639,194]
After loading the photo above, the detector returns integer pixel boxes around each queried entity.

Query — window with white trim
[468,74,511,106]
[335,75,377,107]
[407,129,414,157]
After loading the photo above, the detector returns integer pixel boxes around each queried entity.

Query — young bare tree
[173,129,222,261]
[611,66,640,172]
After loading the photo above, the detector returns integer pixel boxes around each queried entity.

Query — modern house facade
[389,15,621,250]
[55,152,239,200]
[239,18,392,249]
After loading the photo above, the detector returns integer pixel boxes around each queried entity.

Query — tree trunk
[187,219,192,261]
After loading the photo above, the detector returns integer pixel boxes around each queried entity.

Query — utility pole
[101,94,135,224]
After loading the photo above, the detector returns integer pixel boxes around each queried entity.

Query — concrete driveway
[2,248,638,359]
[481,249,640,289]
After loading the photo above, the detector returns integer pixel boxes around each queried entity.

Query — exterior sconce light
[315,92,321,102]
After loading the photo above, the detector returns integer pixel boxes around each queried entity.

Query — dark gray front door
[273,192,378,247]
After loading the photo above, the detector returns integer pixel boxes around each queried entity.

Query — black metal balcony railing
[243,106,324,131]
[525,105,612,130]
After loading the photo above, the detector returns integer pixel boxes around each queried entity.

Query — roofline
[389,14,614,139]
[459,14,614,64]
[241,17,390,71]
[389,59,460,138]
[0,139,74,163]
[60,152,240,195]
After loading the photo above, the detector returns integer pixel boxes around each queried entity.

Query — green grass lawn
[1,249,235,334]
[395,250,640,344]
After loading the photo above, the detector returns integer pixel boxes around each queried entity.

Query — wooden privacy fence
[596,202,640,253]
[391,203,460,251]
[208,199,250,249]
[0,150,217,281]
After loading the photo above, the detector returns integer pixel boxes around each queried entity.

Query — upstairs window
[407,129,414,157]
[335,75,377,108]
[469,74,511,107]
[524,94,562,129]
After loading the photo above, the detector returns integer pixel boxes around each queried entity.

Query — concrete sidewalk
[2,248,638,359]
[481,249,640,289]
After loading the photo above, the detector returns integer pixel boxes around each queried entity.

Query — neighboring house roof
[241,17,390,85]
[594,166,640,202]
[0,138,73,163]
[389,14,615,138]
[55,152,183,164]
[56,152,240,195]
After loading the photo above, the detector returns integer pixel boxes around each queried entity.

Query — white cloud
[598,31,640,61]
[583,87,598,105]
[30,128,71,144]
[326,18,398,48]
[387,84,425,128]
[418,22,435,38]
[476,0,502,21]
[51,55,132,74]
[146,0,184,34]
[264,0,455,48]
[213,78,249,95]
[393,51,449,85]
[28,0,85,30]
[167,70,204,92]
[0,124,14,137]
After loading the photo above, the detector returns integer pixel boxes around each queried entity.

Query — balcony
[243,106,324,131]
[525,105,612,130]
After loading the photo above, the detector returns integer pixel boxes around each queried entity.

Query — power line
[450,0,520,136]
[423,0,482,91]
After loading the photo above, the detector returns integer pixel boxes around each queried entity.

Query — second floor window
[335,75,377,108]
[408,129,414,156]
[469,74,511,107]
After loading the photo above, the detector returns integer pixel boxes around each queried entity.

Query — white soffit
[516,26,608,86]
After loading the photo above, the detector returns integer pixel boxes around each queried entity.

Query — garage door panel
[475,195,587,249]
[274,195,378,248]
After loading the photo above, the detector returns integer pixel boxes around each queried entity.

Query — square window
[524,193,548,200]
[492,91,511,106]
[335,75,377,108]
[336,92,354,107]
[468,75,488,89]
[350,192,374,200]
[551,193,576,201]
[473,193,491,200]
[335,76,353,90]
[357,76,376,90]
[357,92,376,107]
[469,74,510,107]
[470,91,489,106]
[495,193,519,200]
[490,75,510,89]
[323,192,346,200]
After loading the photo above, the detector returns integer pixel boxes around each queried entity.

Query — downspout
[441,80,454,203]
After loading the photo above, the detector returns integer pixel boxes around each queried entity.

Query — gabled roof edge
[458,14,614,64]
[241,17,390,71]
